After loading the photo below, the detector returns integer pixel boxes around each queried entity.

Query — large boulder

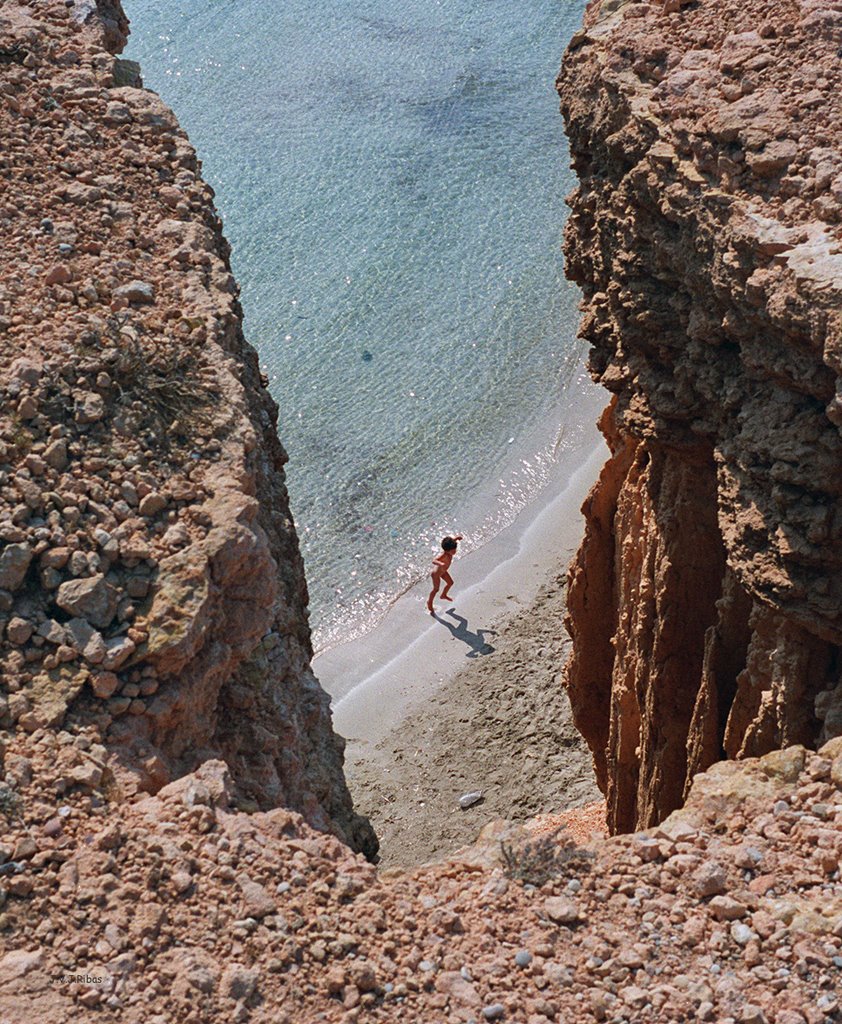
[55,575,119,630]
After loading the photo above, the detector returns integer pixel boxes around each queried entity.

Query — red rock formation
[559,0,842,833]
[0,0,375,856]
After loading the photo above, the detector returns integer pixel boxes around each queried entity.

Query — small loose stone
[482,1004,506,1021]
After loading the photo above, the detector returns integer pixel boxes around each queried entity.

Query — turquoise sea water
[124,0,590,650]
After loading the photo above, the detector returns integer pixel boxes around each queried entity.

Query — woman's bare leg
[440,571,454,601]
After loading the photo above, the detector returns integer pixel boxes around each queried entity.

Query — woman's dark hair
[441,536,458,551]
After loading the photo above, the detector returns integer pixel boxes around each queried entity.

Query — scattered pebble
[459,791,483,810]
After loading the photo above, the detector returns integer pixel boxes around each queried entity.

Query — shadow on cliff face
[432,609,497,657]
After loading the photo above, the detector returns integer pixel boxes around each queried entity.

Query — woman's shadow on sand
[432,608,497,658]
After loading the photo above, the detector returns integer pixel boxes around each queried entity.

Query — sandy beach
[315,380,607,866]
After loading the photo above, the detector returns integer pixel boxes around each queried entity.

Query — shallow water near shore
[125,0,590,649]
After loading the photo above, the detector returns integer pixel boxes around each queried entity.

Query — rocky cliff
[0,0,375,856]
[559,0,842,833]
[1,4,841,1022]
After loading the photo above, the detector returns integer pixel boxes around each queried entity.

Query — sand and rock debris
[344,573,601,869]
[0,737,840,1022]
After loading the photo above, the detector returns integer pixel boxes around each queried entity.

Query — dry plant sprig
[501,827,595,887]
[107,317,216,436]
[0,44,28,66]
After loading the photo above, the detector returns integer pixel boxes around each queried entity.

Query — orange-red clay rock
[1,734,840,1022]
[560,0,842,834]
